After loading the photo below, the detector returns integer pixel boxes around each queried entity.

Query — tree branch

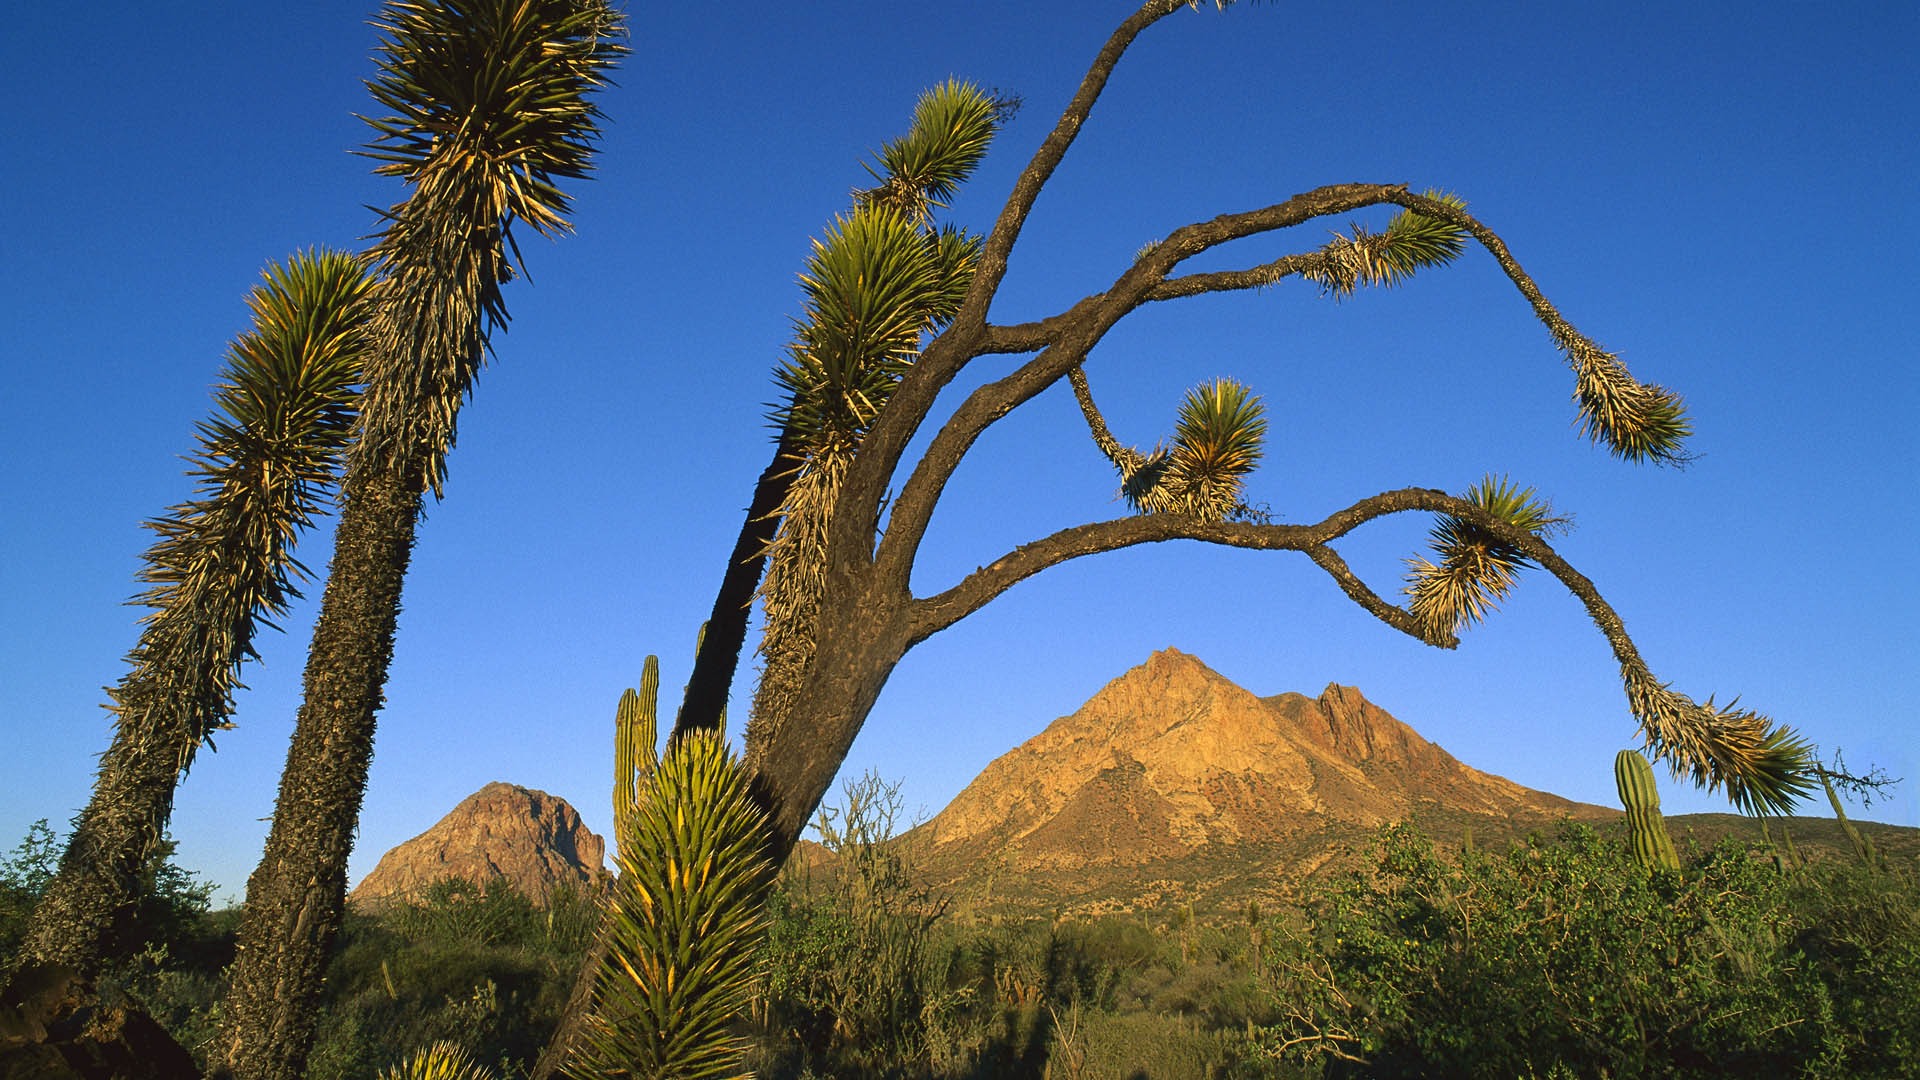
[907,487,1462,642]
[871,184,1404,589]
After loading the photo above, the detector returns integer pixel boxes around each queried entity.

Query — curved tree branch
[906,487,1461,642]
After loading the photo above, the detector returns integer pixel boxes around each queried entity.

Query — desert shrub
[0,819,59,969]
[752,773,960,1078]
[1055,1007,1255,1080]
[1249,821,1920,1079]
[305,876,597,1080]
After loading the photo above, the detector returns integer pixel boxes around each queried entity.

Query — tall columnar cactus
[613,656,661,841]
[1615,749,1681,872]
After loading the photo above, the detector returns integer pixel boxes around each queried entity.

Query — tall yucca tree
[215,4,623,1077]
[673,80,1005,742]
[12,250,373,981]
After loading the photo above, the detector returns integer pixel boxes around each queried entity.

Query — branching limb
[871,183,1402,583]
[907,487,1462,640]
[1383,189,1693,465]
[960,0,1194,330]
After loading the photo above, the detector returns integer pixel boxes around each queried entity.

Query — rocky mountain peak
[351,782,606,908]
[921,649,1597,871]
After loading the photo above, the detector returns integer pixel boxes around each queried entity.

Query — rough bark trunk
[741,574,911,863]
[13,694,185,978]
[212,462,420,1080]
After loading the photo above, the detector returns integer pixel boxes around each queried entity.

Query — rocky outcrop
[350,782,606,907]
[923,648,1602,871]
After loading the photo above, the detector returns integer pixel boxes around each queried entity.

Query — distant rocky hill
[351,782,606,907]
[915,648,1614,914]
[926,648,1604,866]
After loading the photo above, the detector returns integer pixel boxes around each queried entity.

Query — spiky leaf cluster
[1405,475,1567,641]
[1111,377,1269,521]
[773,209,978,451]
[1306,189,1470,296]
[572,731,775,1080]
[379,1041,495,1080]
[1624,667,1814,817]
[856,78,1009,225]
[355,0,626,493]
[117,250,374,762]
[1563,331,1693,465]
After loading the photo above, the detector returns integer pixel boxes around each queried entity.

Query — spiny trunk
[13,691,187,977]
[212,462,420,1080]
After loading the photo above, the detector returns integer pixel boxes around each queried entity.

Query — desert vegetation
[4,1,1905,1076]
[6,795,1914,1079]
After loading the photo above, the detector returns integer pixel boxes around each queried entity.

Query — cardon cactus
[1615,749,1681,872]
[613,656,661,842]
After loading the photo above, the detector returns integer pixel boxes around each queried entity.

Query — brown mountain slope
[350,782,606,908]
[924,648,1603,875]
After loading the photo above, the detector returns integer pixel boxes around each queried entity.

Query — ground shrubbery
[5,810,1913,1079]
[1252,822,1920,1079]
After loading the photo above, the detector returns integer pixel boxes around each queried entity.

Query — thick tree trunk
[13,693,185,979]
[741,576,911,862]
[212,463,420,1080]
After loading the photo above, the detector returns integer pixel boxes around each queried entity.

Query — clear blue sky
[3,3,1916,901]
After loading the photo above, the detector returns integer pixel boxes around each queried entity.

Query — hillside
[907,649,1911,918]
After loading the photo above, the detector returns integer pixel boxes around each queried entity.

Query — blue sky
[3,3,1916,901]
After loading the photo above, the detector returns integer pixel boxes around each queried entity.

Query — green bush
[1249,821,1920,1079]
[305,877,598,1080]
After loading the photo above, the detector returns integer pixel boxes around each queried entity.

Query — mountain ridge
[921,647,1604,875]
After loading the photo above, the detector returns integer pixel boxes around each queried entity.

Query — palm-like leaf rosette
[1070,371,1270,523]
[380,1041,495,1080]
[1404,475,1567,639]
[1306,189,1471,295]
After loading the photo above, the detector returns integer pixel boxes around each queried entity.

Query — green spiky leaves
[1307,189,1470,296]
[858,79,1011,224]
[572,731,776,1080]
[121,249,375,758]
[776,209,979,448]
[1624,667,1814,817]
[1071,369,1268,524]
[362,0,626,239]
[1405,475,1567,642]
[1563,332,1694,465]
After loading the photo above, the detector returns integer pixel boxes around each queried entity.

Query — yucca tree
[716,0,1812,864]
[215,4,623,1077]
[10,250,373,982]
[673,81,1005,742]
